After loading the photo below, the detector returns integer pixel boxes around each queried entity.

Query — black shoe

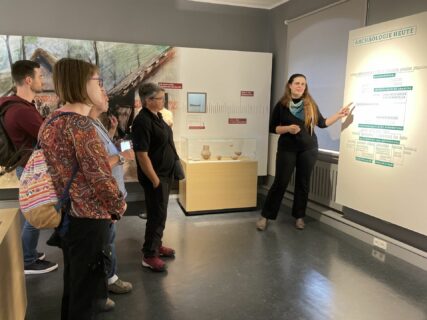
[37,252,46,260]
[24,259,58,275]
[46,230,62,248]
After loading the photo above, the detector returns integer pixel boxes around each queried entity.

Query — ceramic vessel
[201,145,211,160]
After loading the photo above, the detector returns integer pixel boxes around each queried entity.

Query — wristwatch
[118,153,125,165]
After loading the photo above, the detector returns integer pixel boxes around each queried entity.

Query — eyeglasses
[90,77,104,87]
[150,96,165,101]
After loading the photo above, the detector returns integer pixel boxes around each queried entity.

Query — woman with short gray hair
[132,82,177,272]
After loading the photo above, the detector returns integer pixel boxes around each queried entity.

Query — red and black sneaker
[142,256,166,272]
[159,245,175,258]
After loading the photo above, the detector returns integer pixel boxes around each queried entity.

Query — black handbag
[169,139,185,180]
[173,159,185,180]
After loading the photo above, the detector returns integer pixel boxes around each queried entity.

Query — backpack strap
[40,112,79,210]
[54,160,79,212]
[0,100,18,117]
[45,111,77,126]
[37,112,76,149]
[0,101,33,174]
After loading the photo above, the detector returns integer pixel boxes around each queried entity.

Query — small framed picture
[187,92,207,113]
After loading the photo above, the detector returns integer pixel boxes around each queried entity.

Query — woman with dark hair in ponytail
[256,73,351,231]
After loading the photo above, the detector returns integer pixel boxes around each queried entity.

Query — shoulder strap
[55,160,79,212]
[169,138,179,159]
[0,100,19,117]
[40,112,80,207]
[37,112,77,149]
[46,115,80,211]
[0,101,33,174]
[0,101,21,131]
[164,123,179,159]
[45,112,76,126]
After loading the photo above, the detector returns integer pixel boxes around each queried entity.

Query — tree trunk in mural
[135,46,141,67]
[4,36,13,69]
[112,59,117,86]
[67,40,71,58]
[93,41,99,66]
[21,36,26,60]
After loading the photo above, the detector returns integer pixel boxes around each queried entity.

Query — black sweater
[269,101,327,152]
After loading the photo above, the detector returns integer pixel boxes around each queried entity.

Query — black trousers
[60,216,111,320]
[141,177,172,257]
[261,148,318,220]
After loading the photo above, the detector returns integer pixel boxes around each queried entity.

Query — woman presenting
[256,73,351,231]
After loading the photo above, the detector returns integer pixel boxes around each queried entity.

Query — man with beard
[0,60,58,274]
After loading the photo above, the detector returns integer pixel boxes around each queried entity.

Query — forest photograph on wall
[0,35,178,188]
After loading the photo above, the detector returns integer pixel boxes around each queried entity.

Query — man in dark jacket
[0,60,58,274]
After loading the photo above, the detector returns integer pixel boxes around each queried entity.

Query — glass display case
[180,137,256,162]
[178,137,258,214]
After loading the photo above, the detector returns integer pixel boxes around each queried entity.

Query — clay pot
[201,145,211,160]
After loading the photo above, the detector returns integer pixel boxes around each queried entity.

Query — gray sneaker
[24,259,58,275]
[108,278,133,294]
[295,218,305,230]
[256,217,268,231]
[97,298,115,312]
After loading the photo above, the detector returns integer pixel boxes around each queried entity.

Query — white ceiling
[187,0,290,10]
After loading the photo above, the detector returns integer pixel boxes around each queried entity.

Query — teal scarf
[289,99,304,121]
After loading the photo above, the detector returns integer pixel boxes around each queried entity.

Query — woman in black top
[256,73,351,231]
[132,83,177,272]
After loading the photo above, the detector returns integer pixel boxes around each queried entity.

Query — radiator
[288,161,342,211]
[267,134,342,211]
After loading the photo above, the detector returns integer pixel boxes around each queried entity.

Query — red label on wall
[158,82,183,89]
[188,125,206,129]
[228,118,247,124]
[241,90,254,96]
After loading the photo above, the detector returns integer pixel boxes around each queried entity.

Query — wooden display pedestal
[0,208,27,320]
[178,159,257,214]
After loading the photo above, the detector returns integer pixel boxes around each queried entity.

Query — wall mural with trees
[0,35,178,188]
[0,34,272,190]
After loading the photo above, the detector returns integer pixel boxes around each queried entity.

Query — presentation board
[337,12,427,236]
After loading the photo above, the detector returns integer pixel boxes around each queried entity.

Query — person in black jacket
[132,83,177,272]
[256,73,351,231]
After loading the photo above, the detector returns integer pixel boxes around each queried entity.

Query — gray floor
[25,200,427,320]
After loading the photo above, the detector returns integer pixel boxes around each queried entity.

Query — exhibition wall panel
[337,11,427,236]
[0,35,272,189]
[141,47,272,175]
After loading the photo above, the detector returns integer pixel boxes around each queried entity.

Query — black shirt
[132,108,176,184]
[269,101,327,152]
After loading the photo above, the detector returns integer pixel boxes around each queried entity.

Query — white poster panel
[337,12,427,236]
[176,48,272,176]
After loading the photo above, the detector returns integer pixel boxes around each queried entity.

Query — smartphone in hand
[120,140,132,152]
